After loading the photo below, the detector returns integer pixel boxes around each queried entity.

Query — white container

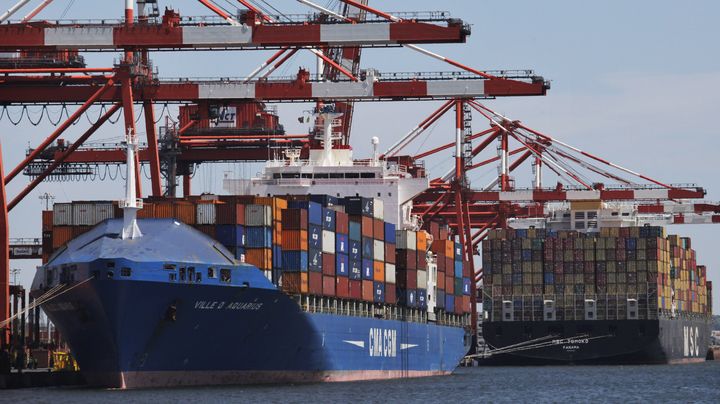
[72,203,96,226]
[385,263,396,284]
[373,240,385,261]
[322,230,336,254]
[417,270,428,289]
[245,204,272,226]
[196,202,217,225]
[200,194,219,201]
[53,203,73,226]
[372,198,384,220]
[94,203,115,223]
[395,230,416,250]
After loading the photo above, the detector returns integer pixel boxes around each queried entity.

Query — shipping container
[281,208,308,230]
[336,253,349,277]
[336,233,349,255]
[373,240,385,261]
[384,223,396,243]
[309,271,322,294]
[216,224,245,247]
[281,251,308,271]
[281,229,308,251]
[245,248,272,270]
[343,196,373,217]
[373,281,385,303]
[245,204,272,226]
[396,230,417,250]
[349,220,362,241]
[281,272,308,294]
[196,202,217,225]
[349,240,361,261]
[217,203,245,225]
[349,259,362,280]
[335,211,349,234]
[362,259,374,280]
[373,261,385,283]
[322,275,336,297]
[373,219,384,240]
[336,276,350,298]
[385,263,396,284]
[246,227,272,248]
[322,253,336,276]
[362,280,374,301]
[322,230,336,254]
[51,226,73,249]
[94,203,115,223]
[308,249,323,272]
[322,208,336,231]
[373,199,384,220]
[362,237,374,259]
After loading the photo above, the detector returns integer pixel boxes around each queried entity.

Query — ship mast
[120,127,143,239]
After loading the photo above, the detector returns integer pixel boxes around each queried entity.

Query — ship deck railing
[294,295,468,328]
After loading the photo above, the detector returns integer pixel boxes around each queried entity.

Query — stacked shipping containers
[43,196,474,316]
[483,226,711,321]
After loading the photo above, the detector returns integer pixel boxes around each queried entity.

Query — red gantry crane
[0,0,550,347]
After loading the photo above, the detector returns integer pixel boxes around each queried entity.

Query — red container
[281,272,308,294]
[396,269,417,289]
[195,225,216,238]
[322,275,336,297]
[281,230,308,251]
[281,208,308,230]
[463,261,471,277]
[336,277,350,298]
[396,249,417,270]
[51,226,73,249]
[436,255,446,272]
[42,211,53,232]
[462,295,471,313]
[437,274,445,290]
[154,201,174,218]
[309,272,322,295]
[385,243,396,264]
[361,279,374,301]
[322,253,336,276]
[417,252,427,270]
[373,219,384,240]
[349,280,362,299]
[361,216,373,238]
[445,275,454,294]
[445,257,453,272]
[174,201,197,224]
[336,211,349,234]
[454,297,463,314]
[217,203,245,225]
[385,285,397,305]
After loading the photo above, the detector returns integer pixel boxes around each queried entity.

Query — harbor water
[4,362,719,403]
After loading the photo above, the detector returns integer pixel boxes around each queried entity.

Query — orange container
[361,216,373,238]
[154,201,174,218]
[372,218,384,240]
[373,260,385,282]
[137,202,156,219]
[445,275,454,294]
[417,231,428,252]
[281,230,308,251]
[281,272,308,294]
[174,201,196,224]
[245,248,272,270]
[51,226,73,249]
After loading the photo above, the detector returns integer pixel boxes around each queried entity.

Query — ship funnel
[120,127,143,239]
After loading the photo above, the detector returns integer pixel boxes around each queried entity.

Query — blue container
[234,246,245,260]
[454,242,463,261]
[362,259,373,279]
[349,240,361,261]
[399,288,416,308]
[512,273,523,284]
[272,244,282,268]
[521,250,532,260]
[362,237,374,259]
[384,223,396,243]
[626,238,637,249]
[308,224,323,249]
[310,194,339,207]
[246,227,272,248]
[373,281,385,303]
[308,248,323,272]
[336,253,349,277]
[282,251,308,272]
[462,278,471,296]
[349,259,362,280]
[336,233,349,255]
[454,260,463,278]
[436,290,446,309]
[445,295,455,313]
[348,220,362,241]
[417,288,427,309]
[216,224,244,247]
[289,201,323,225]
[544,273,555,284]
[322,208,336,231]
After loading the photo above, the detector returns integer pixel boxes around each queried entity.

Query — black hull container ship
[479,205,712,365]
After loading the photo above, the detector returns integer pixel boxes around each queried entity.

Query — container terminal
[0,0,717,389]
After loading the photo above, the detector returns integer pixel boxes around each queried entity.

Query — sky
[2,0,719,313]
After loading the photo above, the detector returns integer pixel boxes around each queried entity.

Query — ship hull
[480,316,710,365]
[42,278,468,388]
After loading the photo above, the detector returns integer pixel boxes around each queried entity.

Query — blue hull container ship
[31,109,472,388]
